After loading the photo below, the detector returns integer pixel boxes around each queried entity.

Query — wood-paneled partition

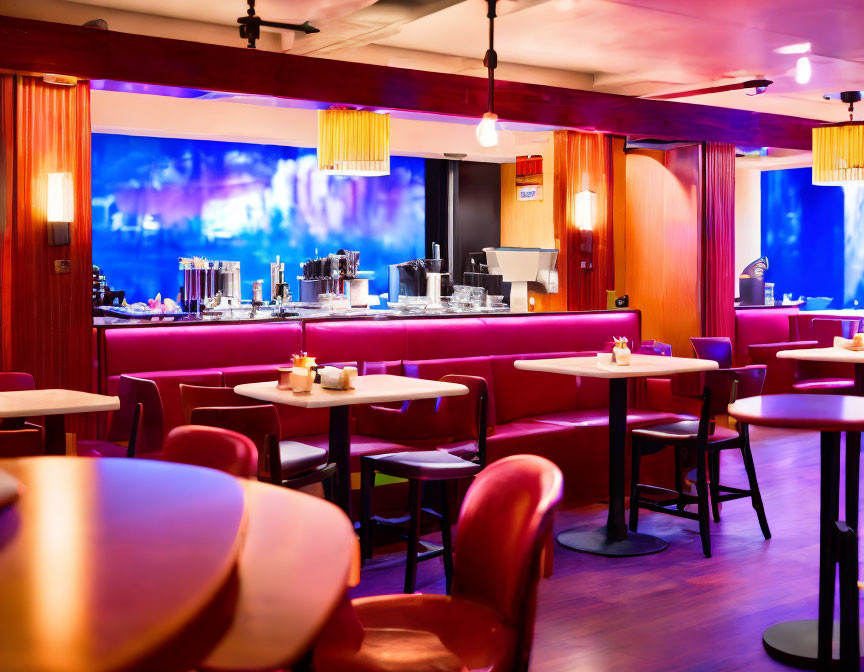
[623,146,703,355]
[0,75,93,435]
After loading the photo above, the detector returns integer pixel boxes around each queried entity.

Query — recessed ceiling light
[775,42,811,55]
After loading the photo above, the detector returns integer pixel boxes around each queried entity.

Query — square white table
[515,354,718,557]
[0,389,120,455]
[234,375,468,515]
[777,346,864,395]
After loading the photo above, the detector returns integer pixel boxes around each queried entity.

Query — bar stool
[629,366,771,557]
[360,375,487,594]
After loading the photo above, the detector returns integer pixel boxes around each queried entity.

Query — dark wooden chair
[360,375,488,594]
[188,401,336,493]
[629,366,771,557]
[0,372,44,456]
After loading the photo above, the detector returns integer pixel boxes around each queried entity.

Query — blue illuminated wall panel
[91,133,425,303]
[761,167,845,307]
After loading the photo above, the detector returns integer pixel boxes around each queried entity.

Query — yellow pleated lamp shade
[318,108,390,176]
[812,121,864,185]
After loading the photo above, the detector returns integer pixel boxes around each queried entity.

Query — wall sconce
[46,172,73,246]
[573,189,596,268]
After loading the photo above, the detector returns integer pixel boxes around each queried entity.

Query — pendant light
[318,107,391,176]
[476,0,499,147]
[813,91,864,185]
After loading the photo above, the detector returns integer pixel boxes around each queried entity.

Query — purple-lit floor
[350,426,847,671]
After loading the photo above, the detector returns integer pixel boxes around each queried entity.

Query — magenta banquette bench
[96,311,682,501]
[735,307,864,393]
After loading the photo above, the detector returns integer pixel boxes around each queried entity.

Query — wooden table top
[0,389,119,418]
[202,480,358,671]
[777,346,864,364]
[728,394,864,432]
[0,457,246,672]
[514,354,719,379]
[235,374,468,409]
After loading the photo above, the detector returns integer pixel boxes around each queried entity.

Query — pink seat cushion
[532,408,688,429]
[491,351,605,424]
[632,421,739,443]
[77,439,130,458]
[793,378,855,392]
[301,433,415,472]
[277,441,329,476]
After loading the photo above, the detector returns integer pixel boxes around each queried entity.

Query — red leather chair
[163,425,257,477]
[314,454,563,672]
[188,404,336,491]
[690,337,733,368]
[0,372,43,455]
[630,366,771,557]
[77,375,162,458]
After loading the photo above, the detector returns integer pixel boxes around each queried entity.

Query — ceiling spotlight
[774,42,811,55]
[795,56,812,85]
[237,0,318,49]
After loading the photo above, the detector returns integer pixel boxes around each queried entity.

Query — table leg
[854,363,864,397]
[329,406,352,517]
[43,415,66,455]
[557,378,669,557]
[762,430,864,669]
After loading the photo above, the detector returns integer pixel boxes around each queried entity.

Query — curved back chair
[436,374,488,465]
[0,372,43,455]
[690,337,733,369]
[190,405,332,490]
[179,384,261,424]
[631,365,771,557]
[314,454,563,672]
[811,318,861,347]
[163,425,257,477]
[120,376,164,456]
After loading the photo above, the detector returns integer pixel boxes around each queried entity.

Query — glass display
[91,133,425,303]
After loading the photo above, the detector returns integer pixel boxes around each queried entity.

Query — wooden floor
[351,425,858,671]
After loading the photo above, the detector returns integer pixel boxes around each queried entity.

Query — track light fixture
[238,0,319,49]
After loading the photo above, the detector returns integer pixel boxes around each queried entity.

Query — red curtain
[0,75,93,432]
[553,130,612,311]
[702,142,736,341]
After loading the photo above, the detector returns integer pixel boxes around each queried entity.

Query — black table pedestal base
[557,525,668,557]
[763,620,864,670]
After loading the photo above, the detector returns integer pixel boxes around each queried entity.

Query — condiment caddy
[276,352,357,393]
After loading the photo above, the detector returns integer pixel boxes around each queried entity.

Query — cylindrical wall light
[573,189,597,266]
[46,172,73,246]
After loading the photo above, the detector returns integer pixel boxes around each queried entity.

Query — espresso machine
[298,249,369,306]
[179,257,241,313]
[389,244,450,305]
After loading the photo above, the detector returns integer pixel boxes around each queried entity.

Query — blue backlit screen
[91,133,426,303]
[761,167,864,309]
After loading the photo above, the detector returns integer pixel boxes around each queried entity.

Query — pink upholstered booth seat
[100,323,303,434]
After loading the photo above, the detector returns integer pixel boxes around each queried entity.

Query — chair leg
[674,446,686,510]
[438,480,454,595]
[404,478,422,594]
[696,447,712,558]
[740,427,771,540]
[708,450,721,523]
[360,462,375,561]
[629,438,641,533]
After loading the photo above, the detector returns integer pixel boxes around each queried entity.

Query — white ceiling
[5,0,864,122]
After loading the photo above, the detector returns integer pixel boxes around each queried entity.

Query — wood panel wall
[499,134,566,311]
[624,147,702,356]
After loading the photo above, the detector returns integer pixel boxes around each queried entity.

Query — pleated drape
[0,75,93,433]
[702,142,736,341]
[553,130,612,311]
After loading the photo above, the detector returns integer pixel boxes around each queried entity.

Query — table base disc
[763,620,864,670]
[557,526,668,557]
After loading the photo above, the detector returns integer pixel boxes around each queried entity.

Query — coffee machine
[389,244,450,304]
[179,257,241,313]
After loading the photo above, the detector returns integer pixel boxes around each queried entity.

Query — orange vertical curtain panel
[0,75,93,433]
[702,142,736,342]
[553,130,611,312]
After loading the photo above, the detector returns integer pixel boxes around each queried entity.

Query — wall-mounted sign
[516,154,543,201]
[517,185,543,201]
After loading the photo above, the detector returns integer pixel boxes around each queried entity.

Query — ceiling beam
[0,15,818,149]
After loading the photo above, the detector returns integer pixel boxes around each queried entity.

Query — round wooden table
[0,457,246,672]
[728,394,864,670]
